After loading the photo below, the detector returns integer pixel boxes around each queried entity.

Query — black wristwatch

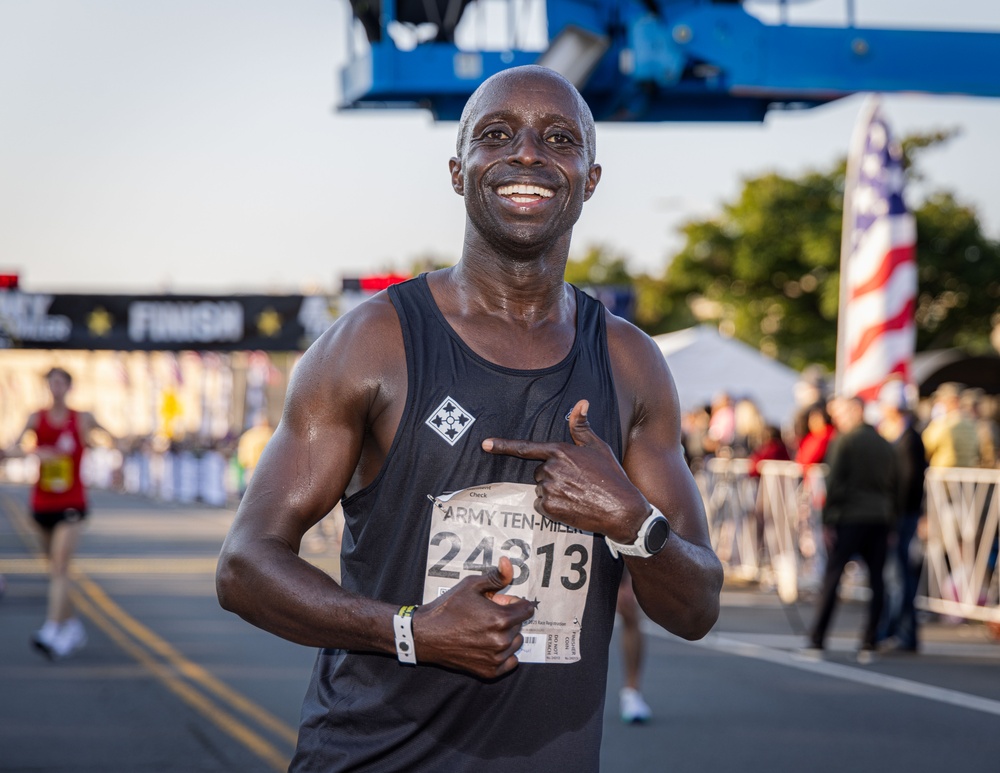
[605,507,671,559]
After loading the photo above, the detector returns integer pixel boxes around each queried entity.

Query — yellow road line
[0,557,49,573]
[0,555,338,576]
[0,490,300,767]
[76,573,299,746]
[70,587,291,772]
[0,557,218,574]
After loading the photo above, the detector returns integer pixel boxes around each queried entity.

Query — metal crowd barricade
[922,467,1000,623]
[700,457,1000,624]
[757,460,827,602]
[700,458,760,581]
[698,458,827,603]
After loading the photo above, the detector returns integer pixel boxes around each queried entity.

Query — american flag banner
[835,97,917,401]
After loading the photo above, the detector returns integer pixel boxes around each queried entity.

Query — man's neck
[449,245,572,325]
[428,243,578,370]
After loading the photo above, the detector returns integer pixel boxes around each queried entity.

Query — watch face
[644,518,671,554]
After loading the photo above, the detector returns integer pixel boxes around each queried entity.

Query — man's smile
[495,183,555,205]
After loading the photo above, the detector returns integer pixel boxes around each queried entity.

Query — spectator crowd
[680,381,1000,655]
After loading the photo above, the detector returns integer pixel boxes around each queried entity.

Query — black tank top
[291,274,624,772]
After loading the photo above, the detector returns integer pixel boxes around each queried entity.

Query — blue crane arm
[340,0,1000,121]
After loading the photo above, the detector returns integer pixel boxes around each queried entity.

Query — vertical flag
[835,97,917,401]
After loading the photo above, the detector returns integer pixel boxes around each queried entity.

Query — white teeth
[497,184,554,198]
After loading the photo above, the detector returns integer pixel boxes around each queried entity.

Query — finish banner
[0,291,336,351]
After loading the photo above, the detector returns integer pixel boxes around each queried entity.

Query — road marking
[76,573,299,746]
[0,555,338,576]
[699,630,1000,661]
[646,623,1000,718]
[70,586,292,771]
[0,490,299,771]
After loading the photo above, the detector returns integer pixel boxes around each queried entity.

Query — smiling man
[217,65,722,772]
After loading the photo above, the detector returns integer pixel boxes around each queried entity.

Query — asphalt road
[1,484,998,772]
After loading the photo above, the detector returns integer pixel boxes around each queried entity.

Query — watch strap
[394,604,418,664]
[606,507,669,559]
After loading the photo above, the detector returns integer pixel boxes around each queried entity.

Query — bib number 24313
[422,482,593,664]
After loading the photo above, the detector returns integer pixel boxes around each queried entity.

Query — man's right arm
[216,300,390,651]
[216,295,534,678]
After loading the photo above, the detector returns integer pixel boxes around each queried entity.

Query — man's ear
[449,157,464,195]
[583,163,602,202]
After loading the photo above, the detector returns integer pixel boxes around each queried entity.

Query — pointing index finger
[482,437,559,460]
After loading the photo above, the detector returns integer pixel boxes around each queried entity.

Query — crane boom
[340,0,1000,121]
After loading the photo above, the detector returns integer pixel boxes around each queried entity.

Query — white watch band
[606,507,668,559]
[394,605,418,664]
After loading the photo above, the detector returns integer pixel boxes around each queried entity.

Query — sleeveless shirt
[31,409,87,514]
[291,275,624,772]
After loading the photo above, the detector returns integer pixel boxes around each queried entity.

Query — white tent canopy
[653,325,801,426]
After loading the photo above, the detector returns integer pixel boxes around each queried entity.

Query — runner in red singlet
[1,367,110,659]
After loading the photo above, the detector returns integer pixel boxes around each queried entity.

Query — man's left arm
[604,328,723,640]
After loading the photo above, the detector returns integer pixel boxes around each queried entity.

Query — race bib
[39,455,74,494]
[422,482,593,664]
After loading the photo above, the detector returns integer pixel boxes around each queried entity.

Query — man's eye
[546,133,573,145]
[484,129,509,141]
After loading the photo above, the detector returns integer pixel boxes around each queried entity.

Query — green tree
[565,245,677,331]
[913,192,1000,353]
[656,169,844,369]
[655,134,1000,369]
[565,244,633,286]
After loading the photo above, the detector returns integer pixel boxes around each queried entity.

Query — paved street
[1,484,998,772]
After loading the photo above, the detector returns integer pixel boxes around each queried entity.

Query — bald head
[455,66,597,165]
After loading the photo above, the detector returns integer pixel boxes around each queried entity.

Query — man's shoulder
[296,292,405,386]
[602,312,671,389]
[314,291,401,352]
[602,309,661,361]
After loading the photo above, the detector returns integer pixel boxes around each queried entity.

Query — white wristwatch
[605,507,671,559]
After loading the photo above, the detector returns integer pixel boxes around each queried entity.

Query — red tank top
[31,409,87,513]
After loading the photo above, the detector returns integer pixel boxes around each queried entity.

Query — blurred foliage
[913,191,1000,352]
[564,244,634,286]
[565,246,670,331]
[637,130,1000,369]
[408,253,455,274]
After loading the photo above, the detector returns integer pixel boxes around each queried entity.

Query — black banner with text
[0,292,336,351]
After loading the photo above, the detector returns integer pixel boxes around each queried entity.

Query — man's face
[449,70,601,254]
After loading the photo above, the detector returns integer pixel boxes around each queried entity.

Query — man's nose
[506,130,545,166]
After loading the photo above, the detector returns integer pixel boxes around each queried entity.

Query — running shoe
[620,687,652,724]
[51,617,88,659]
[31,620,60,660]
[856,645,877,665]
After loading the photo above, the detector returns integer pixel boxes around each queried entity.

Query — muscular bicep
[611,324,712,550]
[626,390,711,549]
[245,392,361,545]
[229,300,402,551]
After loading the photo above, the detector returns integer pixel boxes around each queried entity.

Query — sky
[2,0,999,294]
